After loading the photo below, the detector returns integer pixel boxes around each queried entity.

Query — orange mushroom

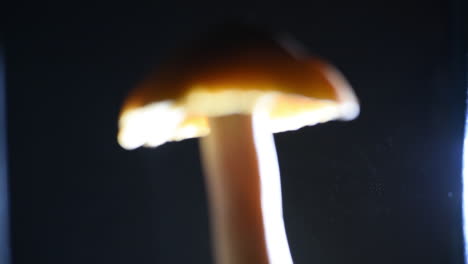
[118,25,359,264]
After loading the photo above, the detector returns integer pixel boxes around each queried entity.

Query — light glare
[253,97,294,264]
[463,116,468,261]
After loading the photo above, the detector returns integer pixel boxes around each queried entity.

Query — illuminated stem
[200,114,293,264]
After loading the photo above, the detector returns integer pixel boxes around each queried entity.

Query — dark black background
[4,0,467,263]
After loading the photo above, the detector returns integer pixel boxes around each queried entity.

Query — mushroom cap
[118,25,359,150]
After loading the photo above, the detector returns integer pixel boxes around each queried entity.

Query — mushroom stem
[200,114,293,264]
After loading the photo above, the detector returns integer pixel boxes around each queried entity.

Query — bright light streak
[253,96,294,264]
[462,140,468,260]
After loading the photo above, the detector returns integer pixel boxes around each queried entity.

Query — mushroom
[117,25,359,264]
